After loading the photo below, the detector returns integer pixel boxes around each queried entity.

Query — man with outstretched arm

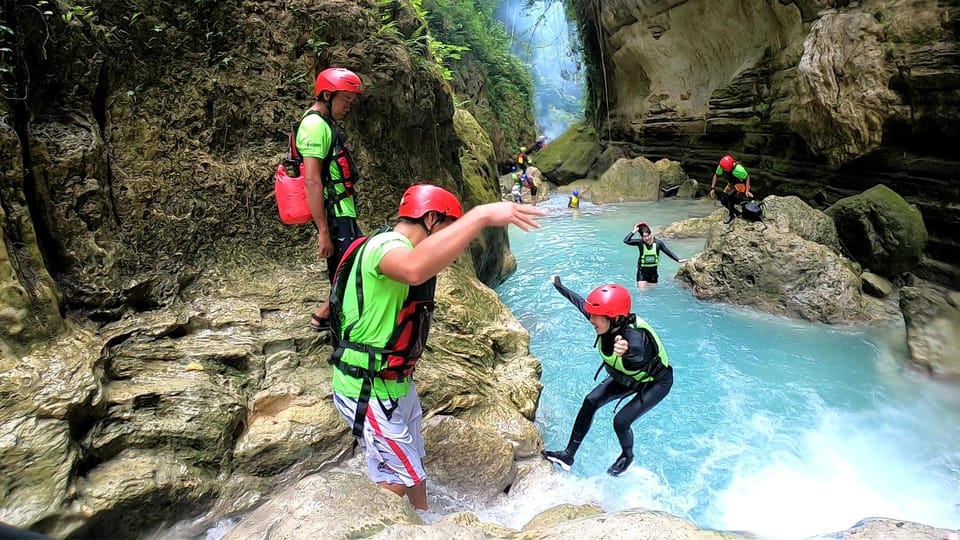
[328,184,544,510]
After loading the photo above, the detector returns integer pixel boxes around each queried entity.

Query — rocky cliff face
[578,0,960,286]
[0,0,518,350]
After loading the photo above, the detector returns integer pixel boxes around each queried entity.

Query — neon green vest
[599,319,669,383]
[640,242,659,268]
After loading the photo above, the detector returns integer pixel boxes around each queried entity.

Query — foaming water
[490,196,960,537]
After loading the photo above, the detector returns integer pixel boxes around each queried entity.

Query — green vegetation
[422,0,536,152]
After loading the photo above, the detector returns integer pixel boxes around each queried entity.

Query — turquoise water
[492,196,960,538]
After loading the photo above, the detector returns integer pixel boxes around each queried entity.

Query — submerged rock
[900,283,960,378]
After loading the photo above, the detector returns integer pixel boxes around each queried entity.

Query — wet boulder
[662,209,727,238]
[762,195,840,250]
[825,184,927,278]
[534,123,600,183]
[589,157,666,204]
[223,472,422,540]
[422,415,516,502]
[899,283,960,378]
[677,220,872,324]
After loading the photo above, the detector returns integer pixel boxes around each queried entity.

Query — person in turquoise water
[543,277,673,477]
[623,222,687,289]
[567,189,580,209]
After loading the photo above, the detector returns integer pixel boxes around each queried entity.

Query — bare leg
[637,280,648,291]
[377,481,428,510]
[405,480,428,510]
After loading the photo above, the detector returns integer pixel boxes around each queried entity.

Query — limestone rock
[522,508,742,539]
[453,108,515,287]
[0,417,76,530]
[861,272,894,298]
[233,384,353,476]
[826,517,955,539]
[662,209,727,238]
[899,284,960,378]
[677,220,871,323]
[589,157,663,204]
[522,503,605,531]
[789,12,897,166]
[422,415,516,502]
[762,195,839,250]
[677,178,699,198]
[826,184,928,277]
[534,123,600,183]
[71,450,218,540]
[223,472,422,540]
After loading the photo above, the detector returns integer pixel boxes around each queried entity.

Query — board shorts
[637,266,659,284]
[333,383,426,487]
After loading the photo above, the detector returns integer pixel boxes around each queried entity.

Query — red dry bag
[274,163,312,225]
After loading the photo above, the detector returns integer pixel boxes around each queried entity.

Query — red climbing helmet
[315,68,364,98]
[398,184,463,220]
[719,154,735,172]
[584,284,632,319]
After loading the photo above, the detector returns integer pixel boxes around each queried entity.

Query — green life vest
[640,242,660,268]
[598,318,669,385]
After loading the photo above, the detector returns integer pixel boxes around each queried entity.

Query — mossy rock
[825,184,927,277]
[534,122,600,183]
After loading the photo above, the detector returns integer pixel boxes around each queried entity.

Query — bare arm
[709,173,718,199]
[656,238,684,263]
[303,156,332,258]
[379,202,543,285]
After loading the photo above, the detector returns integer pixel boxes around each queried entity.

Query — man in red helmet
[299,67,365,331]
[709,154,753,224]
[328,184,543,509]
[543,276,673,477]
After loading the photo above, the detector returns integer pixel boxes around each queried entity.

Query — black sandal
[310,313,330,332]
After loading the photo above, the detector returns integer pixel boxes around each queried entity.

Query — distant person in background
[623,222,688,290]
[709,154,753,224]
[511,174,524,204]
[522,173,538,205]
[568,189,581,209]
[534,134,547,152]
[543,277,673,477]
[517,146,528,174]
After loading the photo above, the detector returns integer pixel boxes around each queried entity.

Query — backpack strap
[298,110,346,214]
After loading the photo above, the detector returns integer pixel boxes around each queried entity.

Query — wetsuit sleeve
[620,327,655,372]
[552,280,590,320]
[656,238,682,263]
[623,231,642,246]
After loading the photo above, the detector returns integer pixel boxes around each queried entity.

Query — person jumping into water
[543,276,673,477]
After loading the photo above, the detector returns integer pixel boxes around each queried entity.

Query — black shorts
[530,186,538,196]
[324,216,363,283]
[637,266,659,284]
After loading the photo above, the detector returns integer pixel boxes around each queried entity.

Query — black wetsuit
[622,233,683,283]
[552,279,674,459]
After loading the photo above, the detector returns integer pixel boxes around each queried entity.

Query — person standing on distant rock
[543,277,673,477]
[517,146,529,174]
[299,67,365,332]
[328,184,543,510]
[623,222,688,290]
[709,154,753,224]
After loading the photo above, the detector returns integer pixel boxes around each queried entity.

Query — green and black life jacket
[328,229,436,437]
[595,318,670,388]
[640,242,660,268]
[288,110,361,212]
